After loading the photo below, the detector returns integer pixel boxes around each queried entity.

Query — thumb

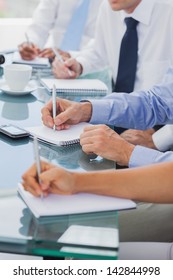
[64,58,76,68]
[54,110,71,126]
[39,172,52,191]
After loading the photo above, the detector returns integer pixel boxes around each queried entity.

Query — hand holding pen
[52,48,74,78]
[18,33,40,60]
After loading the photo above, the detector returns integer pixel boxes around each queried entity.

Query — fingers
[41,101,54,128]
[64,58,82,77]
[58,49,71,60]
[19,43,39,60]
[21,161,55,196]
[80,126,99,154]
[54,110,73,127]
[80,124,112,139]
[80,125,115,155]
[52,57,80,79]
[22,164,42,196]
[38,48,54,58]
[52,60,75,79]
[41,97,82,130]
[22,180,41,197]
[41,99,71,129]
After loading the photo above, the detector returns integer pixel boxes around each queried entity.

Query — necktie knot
[125,17,138,30]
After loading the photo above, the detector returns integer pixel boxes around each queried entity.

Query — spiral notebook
[12,51,50,68]
[26,123,91,146]
[40,78,108,96]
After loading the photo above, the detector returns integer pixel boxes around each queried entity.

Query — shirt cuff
[129,145,165,168]
[88,99,111,124]
[152,125,173,151]
[76,56,91,76]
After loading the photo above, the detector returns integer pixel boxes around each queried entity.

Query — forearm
[73,162,173,203]
[89,82,173,129]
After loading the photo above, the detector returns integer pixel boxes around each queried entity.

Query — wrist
[117,141,135,166]
[72,172,85,193]
[80,102,92,122]
[72,172,98,194]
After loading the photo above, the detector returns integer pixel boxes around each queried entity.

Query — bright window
[0,0,39,18]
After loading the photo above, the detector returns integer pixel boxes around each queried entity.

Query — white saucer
[0,83,37,96]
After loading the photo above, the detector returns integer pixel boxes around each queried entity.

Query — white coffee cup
[4,64,32,91]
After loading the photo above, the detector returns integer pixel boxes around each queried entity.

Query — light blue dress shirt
[129,146,173,168]
[88,67,173,167]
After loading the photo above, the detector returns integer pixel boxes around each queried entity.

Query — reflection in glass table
[0,67,118,259]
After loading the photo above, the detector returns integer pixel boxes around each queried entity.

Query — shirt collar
[120,0,156,26]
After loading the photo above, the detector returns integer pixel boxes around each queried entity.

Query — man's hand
[120,129,157,149]
[80,125,135,166]
[58,49,71,60]
[38,48,55,59]
[18,42,40,60]
[52,57,83,79]
[41,98,92,130]
[22,161,76,196]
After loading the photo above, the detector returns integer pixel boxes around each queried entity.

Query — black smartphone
[0,124,29,138]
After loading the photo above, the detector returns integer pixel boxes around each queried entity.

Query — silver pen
[33,136,43,199]
[52,47,72,76]
[25,32,32,47]
[52,47,63,63]
[52,84,57,131]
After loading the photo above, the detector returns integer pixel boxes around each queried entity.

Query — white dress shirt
[26,0,102,51]
[152,67,173,152]
[77,0,173,91]
[152,125,173,151]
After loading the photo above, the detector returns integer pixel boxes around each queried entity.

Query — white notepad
[58,225,119,248]
[26,123,91,146]
[40,78,108,96]
[18,183,136,219]
[12,51,50,68]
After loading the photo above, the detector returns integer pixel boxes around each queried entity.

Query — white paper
[58,225,119,248]
[18,183,136,218]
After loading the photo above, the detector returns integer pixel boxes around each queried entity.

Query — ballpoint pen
[52,47,72,76]
[52,84,57,131]
[33,136,43,200]
[25,32,32,47]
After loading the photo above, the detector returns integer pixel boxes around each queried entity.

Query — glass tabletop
[0,65,118,259]
[0,194,118,259]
